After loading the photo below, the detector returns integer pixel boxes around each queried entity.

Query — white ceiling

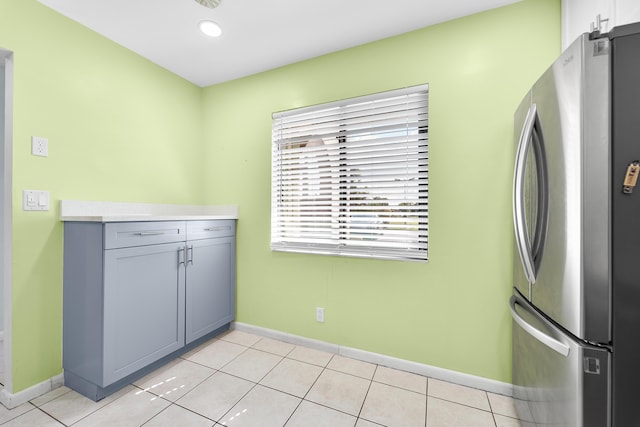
[38,0,521,87]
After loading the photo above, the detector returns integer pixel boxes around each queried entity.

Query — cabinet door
[103,242,186,385]
[185,236,236,344]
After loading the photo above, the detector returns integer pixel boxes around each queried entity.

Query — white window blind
[271,84,429,262]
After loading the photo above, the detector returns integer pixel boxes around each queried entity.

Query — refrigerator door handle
[513,104,538,284]
[510,295,570,357]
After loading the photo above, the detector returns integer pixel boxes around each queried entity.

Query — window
[271,84,429,262]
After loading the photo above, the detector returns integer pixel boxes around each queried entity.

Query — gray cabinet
[63,219,235,400]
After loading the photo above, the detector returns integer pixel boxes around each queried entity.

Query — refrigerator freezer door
[511,292,610,427]
[523,34,611,343]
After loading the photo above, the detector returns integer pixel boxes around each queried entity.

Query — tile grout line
[136,331,256,426]
[304,356,380,424]
[50,385,136,427]
[164,400,219,426]
[138,404,170,427]
[175,330,300,423]
[209,374,258,424]
[148,364,220,425]
[202,337,258,425]
[271,351,384,424]
[427,395,497,416]
[210,334,295,425]
[486,391,499,427]
[136,362,217,399]
[281,352,350,424]
[35,407,67,427]
[354,363,378,425]
[425,375,429,427]
[31,406,67,427]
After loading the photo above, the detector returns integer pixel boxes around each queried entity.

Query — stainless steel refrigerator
[510,22,640,427]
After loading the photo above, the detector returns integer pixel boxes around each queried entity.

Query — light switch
[23,190,50,211]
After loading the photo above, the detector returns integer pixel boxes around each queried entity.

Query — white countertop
[60,200,238,222]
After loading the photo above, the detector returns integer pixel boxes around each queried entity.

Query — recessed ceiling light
[199,20,222,38]
[194,0,222,9]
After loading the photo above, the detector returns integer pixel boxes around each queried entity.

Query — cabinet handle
[178,247,185,265]
[187,245,194,264]
[135,231,165,236]
[204,226,230,232]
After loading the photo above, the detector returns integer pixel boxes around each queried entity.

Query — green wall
[202,0,560,383]
[0,0,203,392]
[0,0,559,393]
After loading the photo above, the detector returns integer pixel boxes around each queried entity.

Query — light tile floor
[0,330,524,426]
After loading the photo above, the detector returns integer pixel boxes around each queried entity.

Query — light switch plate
[23,190,50,211]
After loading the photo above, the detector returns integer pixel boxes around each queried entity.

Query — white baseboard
[0,323,512,410]
[0,373,64,409]
[232,322,513,397]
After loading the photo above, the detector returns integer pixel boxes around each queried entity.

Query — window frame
[271,84,429,262]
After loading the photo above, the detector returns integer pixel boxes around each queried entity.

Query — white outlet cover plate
[31,136,49,157]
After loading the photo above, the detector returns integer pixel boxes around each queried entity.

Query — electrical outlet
[32,136,49,157]
[316,307,325,323]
